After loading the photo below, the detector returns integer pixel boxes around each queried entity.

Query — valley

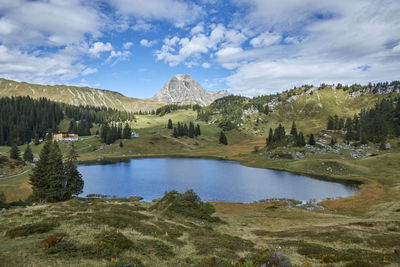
[0,79,399,266]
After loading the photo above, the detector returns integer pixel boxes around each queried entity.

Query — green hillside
[0,78,165,112]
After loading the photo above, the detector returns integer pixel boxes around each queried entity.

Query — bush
[6,220,59,238]
[81,231,133,258]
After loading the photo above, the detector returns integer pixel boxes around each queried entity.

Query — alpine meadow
[0,1,400,267]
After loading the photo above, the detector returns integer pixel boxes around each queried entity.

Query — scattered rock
[1,208,6,213]
[385,142,391,149]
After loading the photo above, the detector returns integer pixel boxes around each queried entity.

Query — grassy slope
[0,78,165,112]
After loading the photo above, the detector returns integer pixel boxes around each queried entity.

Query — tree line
[100,123,132,144]
[0,96,135,146]
[267,122,314,148]
[326,98,400,144]
[171,121,201,138]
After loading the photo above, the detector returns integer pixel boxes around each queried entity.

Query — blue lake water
[78,158,358,203]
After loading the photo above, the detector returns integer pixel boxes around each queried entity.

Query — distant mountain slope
[199,83,400,136]
[0,78,165,112]
[152,74,228,106]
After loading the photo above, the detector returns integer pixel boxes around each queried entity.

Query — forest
[0,96,135,145]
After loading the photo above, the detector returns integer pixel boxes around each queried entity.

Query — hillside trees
[0,96,135,145]
[30,140,83,202]
[167,119,173,129]
[172,122,201,138]
[122,123,132,139]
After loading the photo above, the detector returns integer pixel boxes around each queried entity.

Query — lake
[78,158,358,203]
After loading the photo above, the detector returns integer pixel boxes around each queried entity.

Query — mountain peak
[152,74,228,106]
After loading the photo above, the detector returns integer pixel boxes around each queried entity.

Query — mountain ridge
[152,74,228,106]
[0,78,165,112]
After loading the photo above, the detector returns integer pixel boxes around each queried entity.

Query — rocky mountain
[0,78,164,112]
[152,74,228,106]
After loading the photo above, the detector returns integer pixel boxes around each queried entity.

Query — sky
[0,0,399,98]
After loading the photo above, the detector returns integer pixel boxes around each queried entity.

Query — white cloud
[81,67,98,76]
[131,19,153,31]
[123,42,134,49]
[201,62,211,68]
[0,0,102,47]
[106,50,131,65]
[190,23,204,35]
[394,44,400,53]
[89,42,113,57]
[140,39,158,47]
[107,0,203,27]
[250,32,281,47]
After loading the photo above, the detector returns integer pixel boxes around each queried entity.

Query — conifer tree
[167,119,173,129]
[290,121,298,137]
[267,128,273,145]
[308,134,316,146]
[30,139,52,200]
[173,127,178,138]
[46,142,66,202]
[296,132,306,147]
[188,122,195,138]
[195,124,201,136]
[123,123,131,139]
[327,116,334,130]
[10,144,21,160]
[119,140,123,147]
[219,131,228,145]
[23,144,34,163]
[64,143,83,200]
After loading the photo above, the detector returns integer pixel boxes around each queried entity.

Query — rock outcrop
[152,74,228,106]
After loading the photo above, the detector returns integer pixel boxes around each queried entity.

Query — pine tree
[167,119,173,129]
[173,127,178,138]
[219,131,228,145]
[64,143,83,199]
[123,123,131,139]
[296,132,306,147]
[119,140,123,147]
[188,122,195,138]
[23,144,34,163]
[308,134,316,146]
[30,139,52,200]
[327,116,334,130]
[267,128,273,145]
[290,121,298,137]
[46,142,66,202]
[330,137,336,146]
[10,144,21,160]
[195,124,201,136]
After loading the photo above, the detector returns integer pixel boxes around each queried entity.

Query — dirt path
[0,169,31,180]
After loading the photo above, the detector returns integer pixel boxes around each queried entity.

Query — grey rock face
[152,74,228,106]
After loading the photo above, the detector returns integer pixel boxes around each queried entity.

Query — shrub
[81,231,133,258]
[6,220,59,238]
[43,234,63,248]
[135,239,175,258]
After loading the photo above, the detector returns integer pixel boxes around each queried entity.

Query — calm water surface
[78,158,358,202]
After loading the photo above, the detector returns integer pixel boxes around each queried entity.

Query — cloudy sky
[0,0,399,98]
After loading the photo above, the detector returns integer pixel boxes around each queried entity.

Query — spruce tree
[188,122,195,138]
[267,128,273,145]
[23,144,34,163]
[327,116,334,130]
[167,119,173,129]
[9,144,21,160]
[219,131,228,145]
[30,139,52,200]
[195,124,201,136]
[123,123,131,139]
[308,134,316,146]
[46,142,66,202]
[173,127,178,138]
[119,140,123,147]
[64,143,84,199]
[296,132,306,147]
[290,121,298,137]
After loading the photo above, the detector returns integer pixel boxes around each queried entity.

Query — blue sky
[0,0,399,98]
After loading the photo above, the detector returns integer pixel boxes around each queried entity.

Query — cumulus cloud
[123,42,134,49]
[140,39,158,47]
[81,67,98,76]
[89,42,113,57]
[107,0,203,27]
[106,50,131,65]
[131,19,153,31]
[249,32,281,48]
[201,62,211,68]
